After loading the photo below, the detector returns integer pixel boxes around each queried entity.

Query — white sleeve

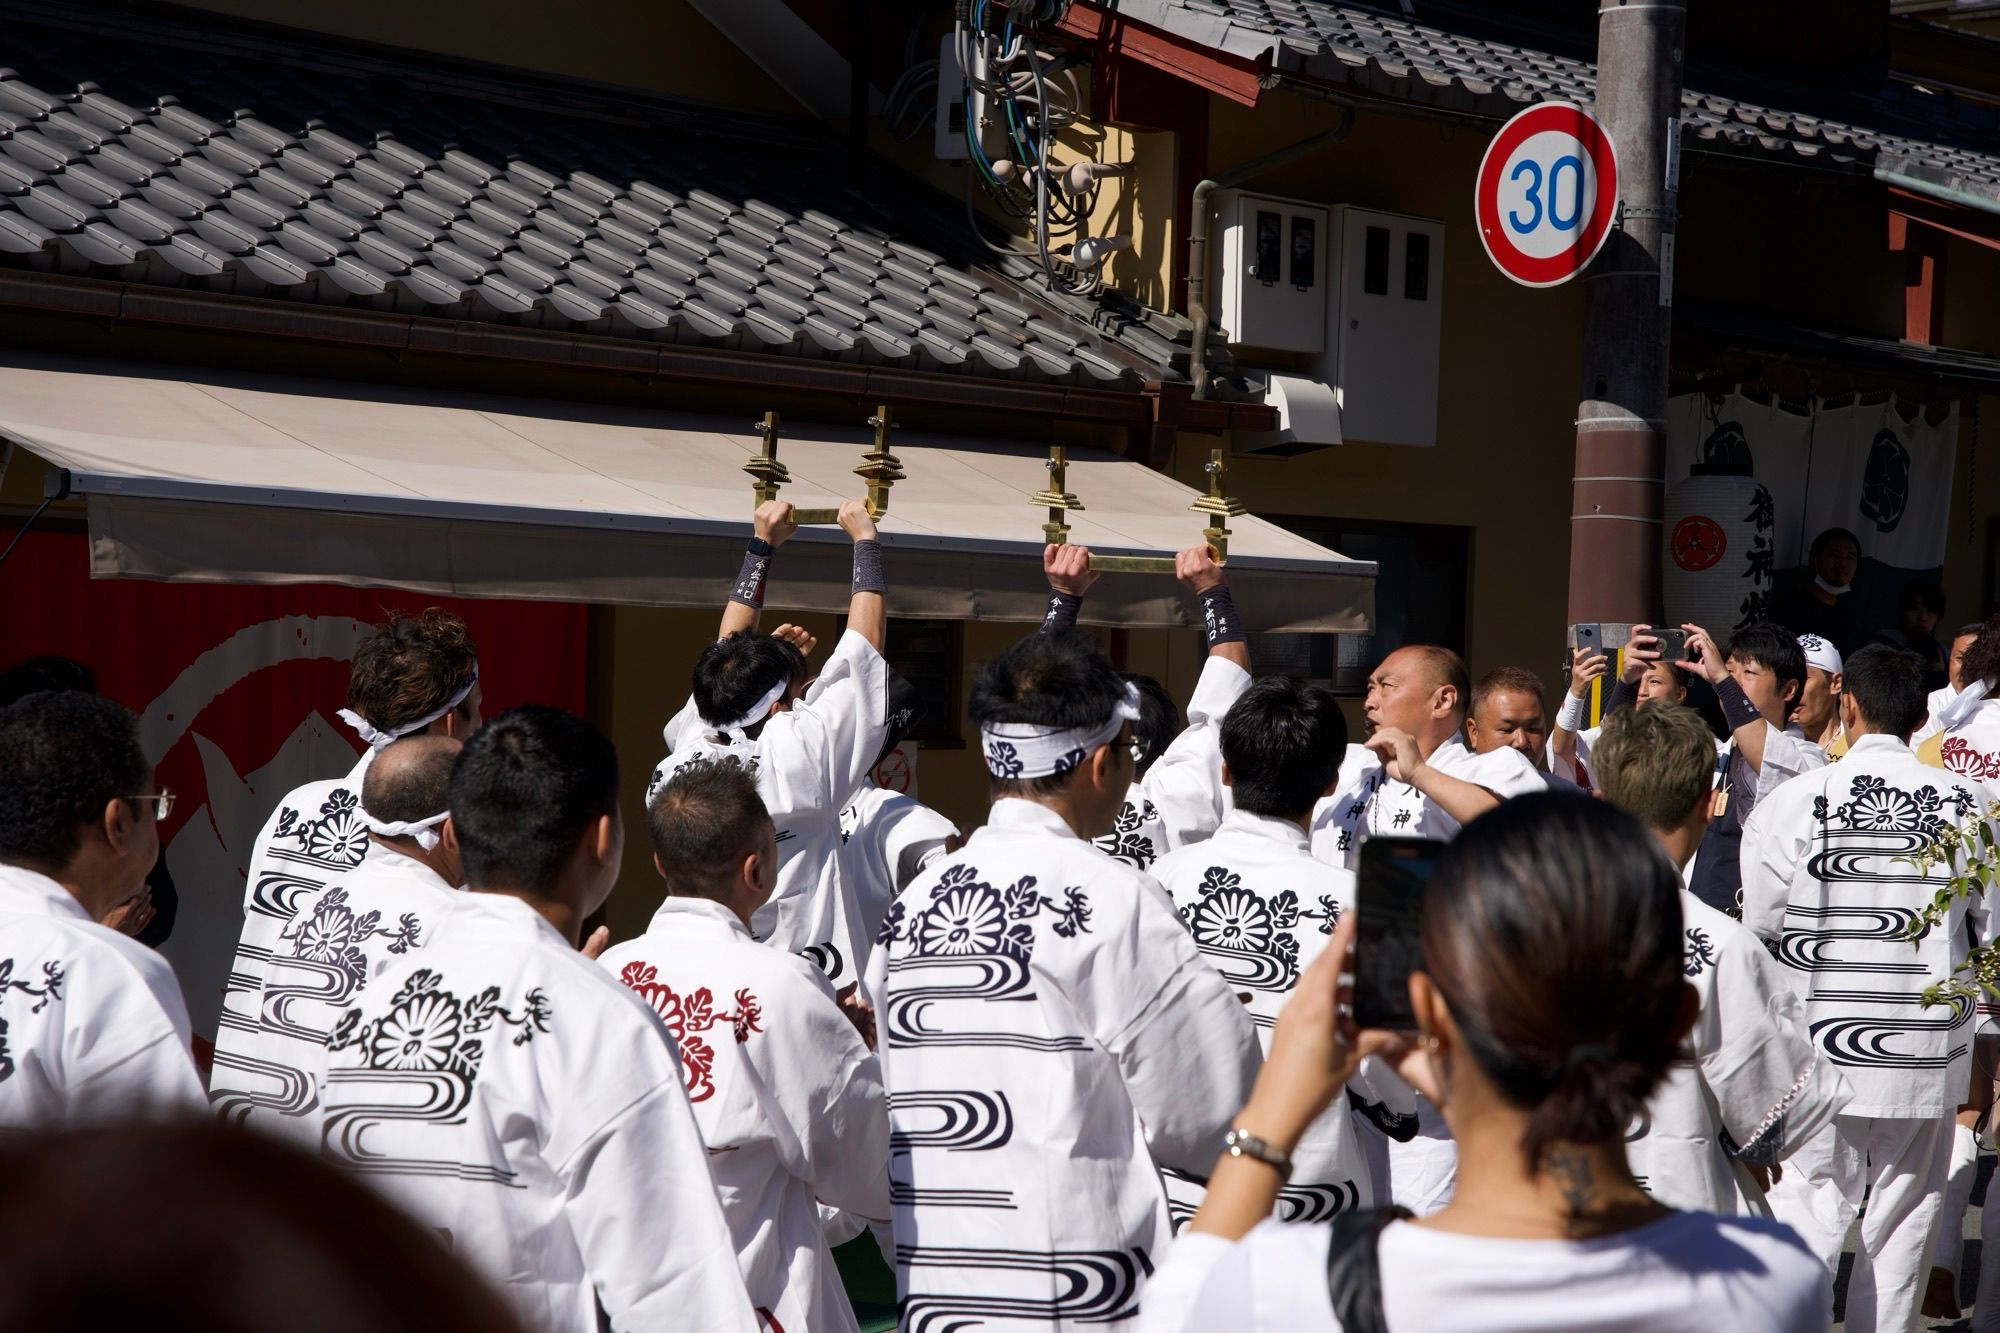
[1694,918,1849,1163]
[559,1079,761,1333]
[659,696,703,755]
[1134,1233,1238,1333]
[780,989,892,1224]
[1738,783,1811,948]
[1142,657,1253,850]
[64,949,205,1122]
[1466,745,1552,800]
[1751,726,1827,802]
[789,629,891,801]
[1087,876,1261,1174]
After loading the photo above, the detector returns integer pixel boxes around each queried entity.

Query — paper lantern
[1662,467,1774,634]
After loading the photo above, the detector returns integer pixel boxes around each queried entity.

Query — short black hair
[970,629,1129,799]
[1725,623,1807,715]
[362,736,460,826]
[1221,677,1347,820]
[0,692,148,868]
[647,756,773,902]
[1896,579,1945,617]
[692,632,806,729]
[1126,675,1180,777]
[449,706,619,892]
[1809,527,1860,559]
[1841,644,1929,741]
[0,656,97,709]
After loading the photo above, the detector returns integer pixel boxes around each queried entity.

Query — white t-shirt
[1138,1211,1825,1333]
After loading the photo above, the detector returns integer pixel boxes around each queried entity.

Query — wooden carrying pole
[1035,442,1246,574]
[744,406,904,525]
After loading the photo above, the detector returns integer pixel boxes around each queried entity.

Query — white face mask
[1814,575,1852,596]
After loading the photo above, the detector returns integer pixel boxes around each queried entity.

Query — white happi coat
[221,843,459,1146]
[840,785,956,948]
[1310,734,1545,871]
[1911,684,1956,748]
[0,865,205,1126]
[1934,694,2000,801]
[1150,808,1384,1225]
[1741,734,1991,1119]
[211,755,374,1121]
[864,798,1261,1330]
[1629,888,1851,1213]
[321,891,757,1333]
[1094,656,1250,870]
[598,896,891,1333]
[649,630,888,988]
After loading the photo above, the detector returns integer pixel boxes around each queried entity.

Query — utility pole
[1570,0,1685,633]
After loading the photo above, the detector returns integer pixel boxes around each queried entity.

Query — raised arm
[1040,543,1098,633]
[719,500,799,641]
[838,498,886,655]
[1551,647,1609,764]
[1177,545,1251,674]
[1680,623,1772,774]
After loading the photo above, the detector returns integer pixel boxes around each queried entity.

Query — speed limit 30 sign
[1475,101,1619,288]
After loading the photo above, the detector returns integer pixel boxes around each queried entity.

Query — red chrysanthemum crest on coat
[618,961,763,1103]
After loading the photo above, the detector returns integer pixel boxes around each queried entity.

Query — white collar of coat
[1220,806,1311,851]
[986,797,1084,841]
[1844,733,1915,758]
[455,889,572,946]
[0,863,92,922]
[646,893,754,940]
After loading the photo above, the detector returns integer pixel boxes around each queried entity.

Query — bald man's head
[362,734,462,826]
[1365,644,1473,745]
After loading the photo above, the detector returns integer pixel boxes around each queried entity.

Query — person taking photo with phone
[1137,792,1825,1333]
[1548,626,1707,790]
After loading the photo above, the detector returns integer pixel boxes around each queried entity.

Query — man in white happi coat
[1152,675,1403,1229]
[866,625,1260,1330]
[1673,622,1828,919]
[1466,665,1577,787]
[1911,621,1984,755]
[1590,703,1850,1215]
[211,609,482,1123]
[223,735,466,1147]
[321,706,756,1333]
[1742,645,1991,1333]
[648,498,889,990]
[1309,643,1543,1212]
[1795,633,1846,755]
[0,692,204,1125]
[1038,544,1252,870]
[601,757,890,1333]
[833,665,958,946]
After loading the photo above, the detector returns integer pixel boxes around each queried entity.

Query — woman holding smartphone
[1138,792,1826,1333]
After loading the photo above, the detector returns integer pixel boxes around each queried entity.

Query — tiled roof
[0,3,1199,389]
[1111,0,2000,197]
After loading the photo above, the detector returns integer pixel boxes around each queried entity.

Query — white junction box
[1322,205,1444,447]
[1214,189,1329,354]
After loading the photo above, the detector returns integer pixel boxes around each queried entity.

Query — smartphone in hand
[1354,836,1446,1031]
[1574,623,1602,655]
[1652,627,1690,664]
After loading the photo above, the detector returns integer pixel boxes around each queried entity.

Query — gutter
[0,268,1276,434]
[1187,109,1355,400]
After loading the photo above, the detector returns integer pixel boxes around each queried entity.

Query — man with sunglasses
[0,690,204,1124]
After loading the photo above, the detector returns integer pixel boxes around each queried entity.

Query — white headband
[981,683,1142,780]
[362,808,447,852]
[701,678,788,740]
[337,667,480,752]
[1797,634,1843,676]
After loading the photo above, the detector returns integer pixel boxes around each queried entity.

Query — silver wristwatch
[1223,1127,1293,1183]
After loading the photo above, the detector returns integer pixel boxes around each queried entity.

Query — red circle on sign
[1475,101,1620,288]
[1671,516,1726,572]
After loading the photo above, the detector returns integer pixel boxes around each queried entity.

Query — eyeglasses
[122,789,175,822]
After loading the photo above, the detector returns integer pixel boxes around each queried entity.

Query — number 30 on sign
[1475,101,1619,288]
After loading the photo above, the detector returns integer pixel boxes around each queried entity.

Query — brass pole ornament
[743,405,905,526]
[1034,442,1245,574]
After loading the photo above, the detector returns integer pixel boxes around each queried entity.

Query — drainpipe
[1187,107,1355,400]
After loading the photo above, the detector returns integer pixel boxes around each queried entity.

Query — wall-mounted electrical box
[1213,189,1329,354]
[1320,206,1445,447]
[935,33,1005,164]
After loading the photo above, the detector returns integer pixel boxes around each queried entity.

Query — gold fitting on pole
[743,410,792,507]
[1030,444,1085,546]
[1186,445,1246,563]
[856,404,906,519]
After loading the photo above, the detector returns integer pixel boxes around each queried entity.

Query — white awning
[0,350,1374,633]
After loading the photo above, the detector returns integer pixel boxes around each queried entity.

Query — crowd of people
[4,496,2000,1333]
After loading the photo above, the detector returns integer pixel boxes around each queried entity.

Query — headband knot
[337,666,479,752]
